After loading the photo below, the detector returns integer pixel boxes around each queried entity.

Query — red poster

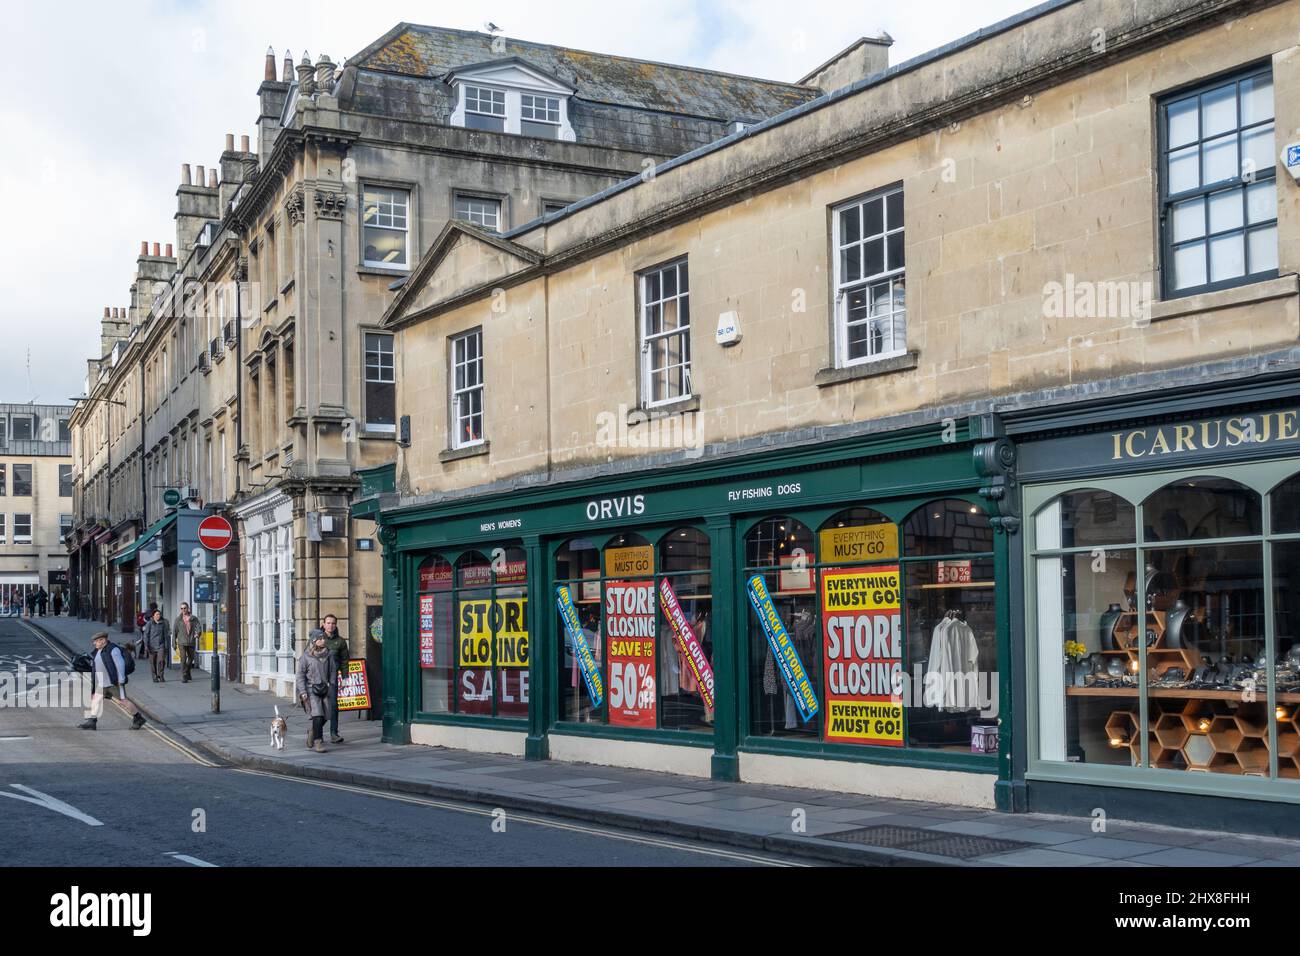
[604,581,657,727]
[419,594,436,668]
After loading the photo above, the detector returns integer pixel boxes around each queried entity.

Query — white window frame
[465,85,507,120]
[361,186,411,270]
[454,195,502,232]
[832,185,907,369]
[450,328,485,450]
[0,514,6,543]
[520,93,561,124]
[639,259,692,409]
[364,332,396,434]
[13,513,31,544]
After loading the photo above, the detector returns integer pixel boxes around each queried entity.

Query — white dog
[270,705,287,751]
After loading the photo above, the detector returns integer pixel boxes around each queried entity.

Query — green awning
[111,513,178,566]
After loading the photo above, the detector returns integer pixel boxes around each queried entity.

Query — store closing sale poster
[821,566,904,746]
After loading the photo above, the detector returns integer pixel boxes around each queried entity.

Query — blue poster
[746,575,819,722]
[556,585,604,707]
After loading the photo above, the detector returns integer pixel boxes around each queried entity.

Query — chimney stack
[181,163,192,186]
[264,46,277,82]
[316,53,335,90]
[297,52,315,96]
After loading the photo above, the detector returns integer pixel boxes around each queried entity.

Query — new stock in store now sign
[821,566,904,746]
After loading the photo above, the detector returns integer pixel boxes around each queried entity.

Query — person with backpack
[78,632,146,731]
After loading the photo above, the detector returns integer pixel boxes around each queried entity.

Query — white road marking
[0,736,32,742]
[0,784,103,826]
[164,851,217,868]
[235,769,806,867]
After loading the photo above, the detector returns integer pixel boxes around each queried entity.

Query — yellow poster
[819,524,899,564]
[605,546,654,578]
[457,598,529,668]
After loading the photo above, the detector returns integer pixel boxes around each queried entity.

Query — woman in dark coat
[295,631,337,753]
[143,609,169,682]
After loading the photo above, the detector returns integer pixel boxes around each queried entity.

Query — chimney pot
[225,133,235,152]
[181,163,192,186]
[282,51,294,83]
[152,243,161,257]
[165,243,174,258]
[196,165,206,187]
[265,47,277,82]
[140,241,148,255]
[240,134,251,152]
[104,307,111,319]
[208,169,218,188]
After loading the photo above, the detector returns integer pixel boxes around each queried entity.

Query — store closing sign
[419,595,436,668]
[746,575,818,723]
[819,523,898,563]
[457,598,529,716]
[605,581,656,727]
[821,567,904,746]
[557,585,603,707]
[337,661,373,712]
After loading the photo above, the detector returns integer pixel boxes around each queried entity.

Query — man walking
[78,632,146,731]
[143,608,169,682]
[173,602,202,682]
[321,614,349,744]
[36,587,48,617]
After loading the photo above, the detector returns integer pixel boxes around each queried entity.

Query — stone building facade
[0,404,72,612]
[68,24,828,696]
[360,0,1300,834]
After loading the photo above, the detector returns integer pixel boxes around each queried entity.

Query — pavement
[28,614,1300,868]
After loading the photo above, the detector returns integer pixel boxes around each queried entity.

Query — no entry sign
[197,515,234,552]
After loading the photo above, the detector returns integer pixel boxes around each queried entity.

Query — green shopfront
[1014,383,1300,835]
[356,418,1019,808]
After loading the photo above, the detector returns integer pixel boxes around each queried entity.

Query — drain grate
[821,824,1030,860]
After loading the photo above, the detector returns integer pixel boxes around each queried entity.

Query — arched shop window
[745,517,820,741]
[554,528,713,732]
[1031,470,1289,780]
[418,547,528,719]
[417,554,453,714]
[900,501,996,750]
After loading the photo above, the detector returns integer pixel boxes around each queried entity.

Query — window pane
[1171,197,1205,242]
[863,197,884,236]
[886,231,904,272]
[1173,242,1207,290]
[464,112,505,133]
[365,381,395,428]
[1207,189,1243,234]
[1242,123,1275,174]
[1273,541,1300,780]
[1200,84,1237,138]
[363,226,406,267]
[1166,96,1199,148]
[885,190,903,230]
[1144,477,1261,540]
[1167,145,1199,194]
[1201,134,1237,185]
[1047,489,1137,549]
[863,237,884,277]
[1246,180,1277,224]
[840,206,860,245]
[904,500,992,556]
[1247,225,1278,274]
[1240,74,1274,126]
[1209,232,1245,283]
[841,245,861,283]
[521,120,558,139]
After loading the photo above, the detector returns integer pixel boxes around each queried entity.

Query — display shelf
[1153,713,1189,752]
[1067,687,1300,703]
[1207,716,1243,754]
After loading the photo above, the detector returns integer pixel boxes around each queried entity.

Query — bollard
[211,651,221,714]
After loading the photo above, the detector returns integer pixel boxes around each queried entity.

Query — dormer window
[464,85,507,132]
[448,59,577,142]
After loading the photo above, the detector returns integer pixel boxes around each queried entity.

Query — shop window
[554,528,714,732]
[418,549,528,719]
[1272,472,1300,534]
[1142,476,1261,541]
[902,501,996,750]
[1033,475,1288,779]
[1038,488,1136,550]
[745,517,821,740]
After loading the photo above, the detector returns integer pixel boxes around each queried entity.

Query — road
[0,618,806,867]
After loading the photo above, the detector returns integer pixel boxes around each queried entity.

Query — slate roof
[351,23,817,121]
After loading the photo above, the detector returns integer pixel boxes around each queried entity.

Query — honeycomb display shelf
[1103,700,1300,776]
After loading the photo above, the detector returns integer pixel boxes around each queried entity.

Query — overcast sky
[1,0,1040,405]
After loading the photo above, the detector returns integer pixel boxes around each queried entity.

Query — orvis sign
[1020,407,1300,479]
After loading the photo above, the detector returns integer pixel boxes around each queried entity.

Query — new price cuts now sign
[197,516,234,552]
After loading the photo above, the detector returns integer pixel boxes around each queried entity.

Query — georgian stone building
[0,404,72,611]
[69,24,831,696]
[360,0,1300,836]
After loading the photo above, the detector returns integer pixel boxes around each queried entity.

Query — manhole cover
[821,824,1029,860]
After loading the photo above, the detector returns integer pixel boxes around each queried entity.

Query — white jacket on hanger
[927,617,979,711]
